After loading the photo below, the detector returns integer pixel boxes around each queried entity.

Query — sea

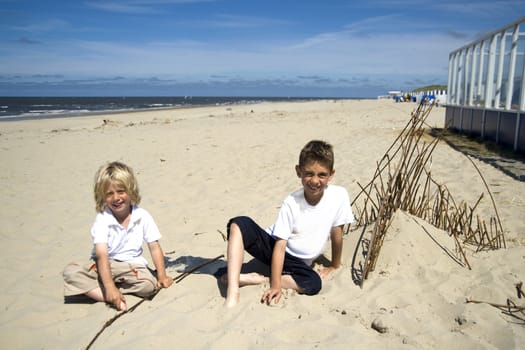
[0,96,324,122]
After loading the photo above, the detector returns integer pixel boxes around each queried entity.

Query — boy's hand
[157,276,174,288]
[261,287,282,305]
[105,286,127,311]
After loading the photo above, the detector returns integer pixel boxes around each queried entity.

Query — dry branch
[85,254,224,350]
[352,102,505,286]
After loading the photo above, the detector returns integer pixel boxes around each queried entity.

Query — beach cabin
[377,90,402,100]
[411,90,447,106]
[446,16,525,154]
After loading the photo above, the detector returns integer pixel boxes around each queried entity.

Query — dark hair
[298,140,334,171]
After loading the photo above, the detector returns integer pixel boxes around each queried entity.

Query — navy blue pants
[227,216,322,295]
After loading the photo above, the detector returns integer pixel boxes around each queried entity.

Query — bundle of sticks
[351,102,505,286]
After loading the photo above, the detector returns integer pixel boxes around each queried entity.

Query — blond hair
[93,161,141,212]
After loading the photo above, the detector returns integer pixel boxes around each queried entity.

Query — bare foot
[222,273,268,308]
[223,289,240,308]
[220,272,268,286]
[239,272,268,286]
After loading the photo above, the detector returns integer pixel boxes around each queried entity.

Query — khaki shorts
[63,260,158,298]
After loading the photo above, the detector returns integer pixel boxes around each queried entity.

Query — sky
[0,0,524,97]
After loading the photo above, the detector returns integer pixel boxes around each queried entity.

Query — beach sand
[0,99,523,349]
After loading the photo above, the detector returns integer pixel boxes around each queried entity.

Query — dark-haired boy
[222,140,354,307]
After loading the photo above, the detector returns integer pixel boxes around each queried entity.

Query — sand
[0,99,523,349]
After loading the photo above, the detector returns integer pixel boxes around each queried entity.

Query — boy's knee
[132,280,157,298]
[226,216,250,239]
[116,265,158,298]
[302,274,322,295]
[228,222,240,236]
[123,275,157,298]
[63,262,95,282]
[63,262,98,296]
[62,263,79,280]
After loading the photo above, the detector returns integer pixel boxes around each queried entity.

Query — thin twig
[85,254,224,350]
[517,282,524,299]
[354,101,505,281]
[173,254,224,283]
[217,229,227,242]
[462,154,505,248]
[466,298,525,311]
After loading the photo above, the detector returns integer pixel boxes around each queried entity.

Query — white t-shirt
[267,185,354,264]
[90,206,161,266]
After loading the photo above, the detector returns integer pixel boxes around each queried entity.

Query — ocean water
[0,96,315,121]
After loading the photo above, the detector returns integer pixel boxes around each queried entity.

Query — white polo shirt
[90,205,161,266]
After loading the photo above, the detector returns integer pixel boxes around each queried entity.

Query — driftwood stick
[173,254,224,283]
[217,229,227,242]
[463,154,505,248]
[355,102,505,285]
[85,254,224,350]
[465,298,525,311]
[517,282,524,299]
[85,307,134,350]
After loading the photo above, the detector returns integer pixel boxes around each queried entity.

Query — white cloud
[1,23,464,79]
[11,19,69,32]
[6,0,520,95]
[85,0,216,14]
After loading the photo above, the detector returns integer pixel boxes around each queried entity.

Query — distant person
[220,140,354,307]
[63,161,172,311]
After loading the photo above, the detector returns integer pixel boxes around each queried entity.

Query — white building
[446,16,525,153]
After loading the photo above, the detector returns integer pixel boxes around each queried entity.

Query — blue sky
[1,0,524,97]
